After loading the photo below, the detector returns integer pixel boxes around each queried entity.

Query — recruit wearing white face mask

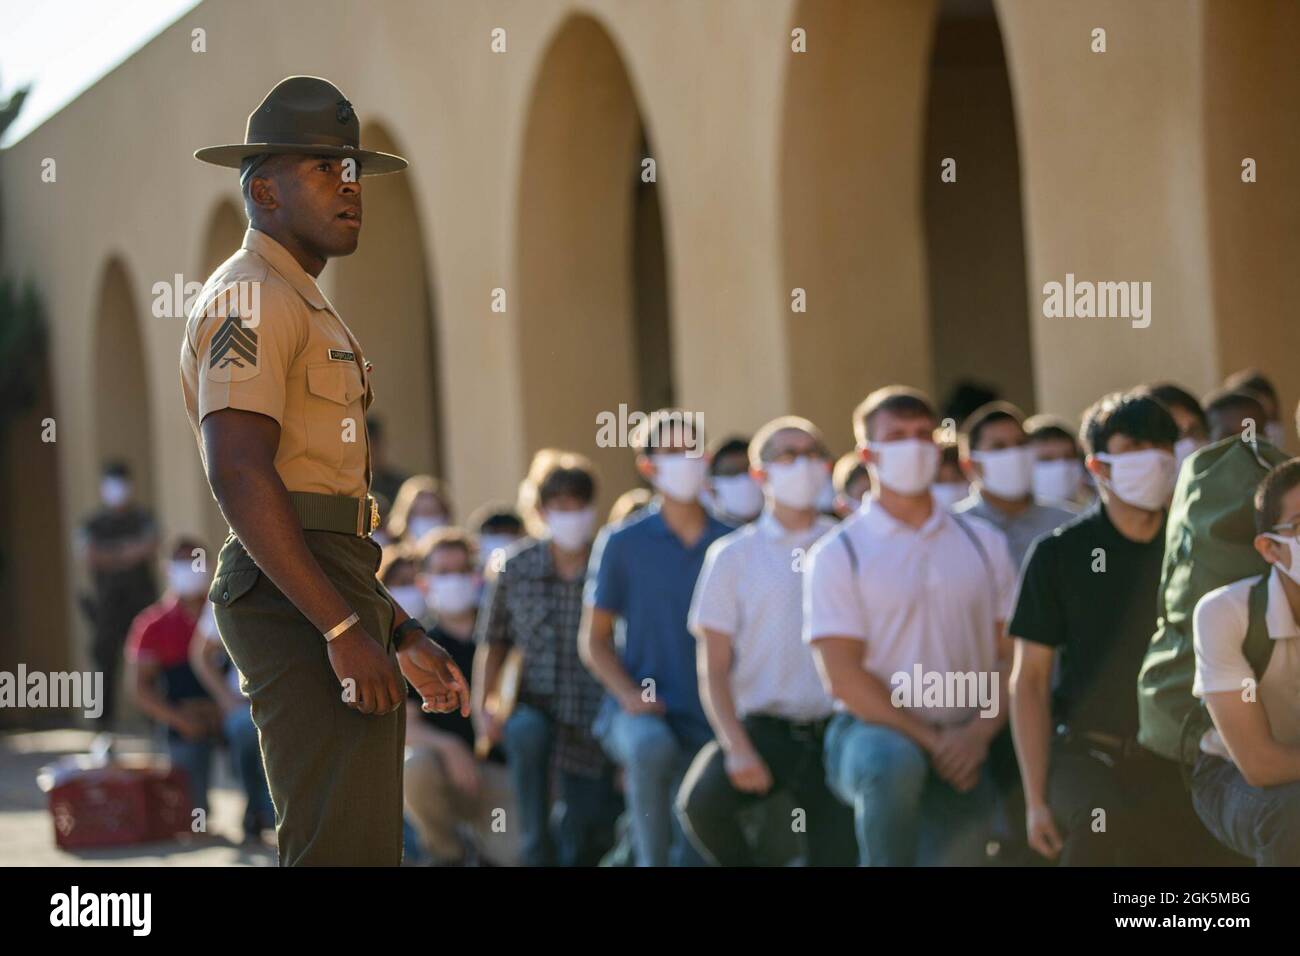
[167,561,210,599]
[971,446,1035,501]
[652,453,709,503]
[1094,448,1178,512]
[866,439,940,496]
[765,457,828,510]
[546,507,597,552]
[709,474,764,521]
[1033,458,1084,504]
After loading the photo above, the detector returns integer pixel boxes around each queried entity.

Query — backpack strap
[1243,572,1275,681]
[951,514,996,596]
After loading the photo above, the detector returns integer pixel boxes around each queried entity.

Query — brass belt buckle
[368,496,380,534]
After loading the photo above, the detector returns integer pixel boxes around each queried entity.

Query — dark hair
[708,436,752,476]
[630,408,703,455]
[1080,391,1179,457]
[418,526,475,567]
[1144,382,1208,433]
[959,401,1025,457]
[853,385,936,445]
[102,460,131,479]
[832,451,869,496]
[941,381,1000,427]
[473,508,525,536]
[1224,368,1278,406]
[538,460,596,506]
[1024,414,1079,451]
[1203,388,1265,422]
[1255,460,1300,536]
[171,536,206,560]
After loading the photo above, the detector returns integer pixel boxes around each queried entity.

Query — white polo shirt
[1193,567,1300,761]
[689,511,835,722]
[802,498,1016,724]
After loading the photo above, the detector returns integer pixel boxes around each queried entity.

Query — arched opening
[922,0,1032,414]
[192,199,247,552]
[780,0,937,451]
[94,258,155,506]
[515,14,670,507]
[329,123,443,505]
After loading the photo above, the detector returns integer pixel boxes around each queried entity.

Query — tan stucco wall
[2,0,1299,679]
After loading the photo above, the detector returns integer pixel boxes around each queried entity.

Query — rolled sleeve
[688,539,738,639]
[1192,587,1254,698]
[803,534,867,644]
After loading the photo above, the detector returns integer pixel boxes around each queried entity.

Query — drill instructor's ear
[1255,533,1282,567]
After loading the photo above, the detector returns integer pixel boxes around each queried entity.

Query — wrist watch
[393,616,424,647]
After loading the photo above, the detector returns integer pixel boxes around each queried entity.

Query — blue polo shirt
[586,501,730,740]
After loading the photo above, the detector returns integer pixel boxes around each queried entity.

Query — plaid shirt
[475,539,608,777]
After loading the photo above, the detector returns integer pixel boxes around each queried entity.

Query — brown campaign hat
[195,76,407,175]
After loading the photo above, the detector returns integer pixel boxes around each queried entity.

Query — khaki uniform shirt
[180,228,373,498]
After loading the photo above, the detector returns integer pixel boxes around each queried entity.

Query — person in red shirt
[125,537,221,819]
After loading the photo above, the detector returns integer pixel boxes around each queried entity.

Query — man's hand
[327,624,405,715]
[398,635,471,717]
[1025,799,1064,860]
[724,743,773,795]
[616,687,666,717]
[932,721,990,792]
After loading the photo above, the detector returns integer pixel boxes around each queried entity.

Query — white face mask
[972,446,1035,501]
[866,439,939,496]
[387,584,426,619]
[427,573,479,616]
[653,453,709,503]
[765,457,828,511]
[100,476,131,508]
[930,481,969,510]
[546,507,597,551]
[710,474,764,521]
[1095,448,1177,512]
[167,560,210,599]
[1266,421,1288,451]
[1032,458,1083,503]
[1266,534,1300,584]
[1174,436,1204,471]
[406,515,447,541]
[478,534,516,568]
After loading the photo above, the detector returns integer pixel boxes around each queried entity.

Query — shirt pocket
[305,361,366,474]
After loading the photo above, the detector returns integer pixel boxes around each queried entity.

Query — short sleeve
[1193,586,1254,698]
[191,282,304,425]
[1008,536,1064,647]
[988,526,1018,623]
[125,614,160,662]
[586,526,625,613]
[689,538,740,639]
[803,532,868,643]
[475,559,512,646]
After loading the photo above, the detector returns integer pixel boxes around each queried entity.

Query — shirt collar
[242,227,334,313]
[1266,567,1300,640]
[859,497,948,538]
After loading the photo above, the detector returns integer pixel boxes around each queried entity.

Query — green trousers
[209,530,405,866]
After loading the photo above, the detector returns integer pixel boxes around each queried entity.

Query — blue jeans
[504,703,620,866]
[223,704,274,835]
[1192,752,1300,866]
[597,703,711,867]
[168,737,214,817]
[823,713,997,866]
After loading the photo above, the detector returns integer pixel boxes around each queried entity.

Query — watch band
[323,612,359,642]
[394,617,424,645]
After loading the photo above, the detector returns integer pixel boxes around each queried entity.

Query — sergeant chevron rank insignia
[208,312,259,382]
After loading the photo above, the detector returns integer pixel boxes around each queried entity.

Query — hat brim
[194,143,408,175]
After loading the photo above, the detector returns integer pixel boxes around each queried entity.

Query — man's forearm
[831,664,938,752]
[581,624,638,701]
[1011,679,1052,807]
[211,464,355,635]
[700,666,748,753]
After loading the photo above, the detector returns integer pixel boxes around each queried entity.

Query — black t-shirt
[1009,502,1166,738]
[407,623,503,763]
[82,506,157,599]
